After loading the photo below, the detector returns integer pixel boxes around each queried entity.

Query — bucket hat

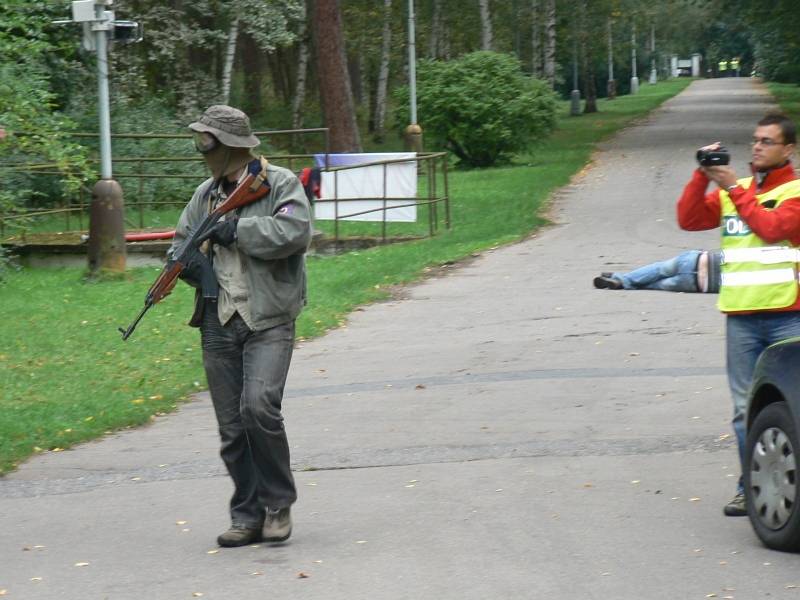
[188,105,260,148]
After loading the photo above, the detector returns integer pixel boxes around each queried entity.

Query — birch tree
[291,2,309,130]
[531,0,541,77]
[478,0,493,51]
[220,18,239,104]
[543,0,556,88]
[373,0,393,142]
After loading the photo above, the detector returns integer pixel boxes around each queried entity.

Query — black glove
[203,215,239,247]
[178,256,204,288]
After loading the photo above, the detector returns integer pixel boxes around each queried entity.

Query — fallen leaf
[405,484,415,488]
[251,571,264,576]
[786,585,798,589]
[297,572,310,579]
[356,540,367,544]
[706,595,717,598]
[207,550,219,555]
[764,562,772,566]
[495,488,503,492]
[689,497,701,502]
[583,483,593,488]
[131,398,145,405]
[631,480,641,485]
[30,577,42,582]
[176,520,188,525]
[192,594,204,598]
[719,560,727,565]
[415,384,426,389]
[313,560,323,564]
[74,562,90,567]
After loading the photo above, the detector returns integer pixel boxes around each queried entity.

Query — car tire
[745,402,800,552]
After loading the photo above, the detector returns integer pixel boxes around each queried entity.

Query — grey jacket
[171,162,312,330]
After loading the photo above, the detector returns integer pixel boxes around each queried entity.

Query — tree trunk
[291,11,309,130]
[373,0,392,143]
[348,53,364,105]
[221,18,239,105]
[543,0,556,88]
[240,32,264,116]
[531,0,541,77]
[580,1,597,113]
[428,0,441,59]
[314,0,362,152]
[478,0,493,51]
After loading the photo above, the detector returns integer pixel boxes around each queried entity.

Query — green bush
[395,51,558,168]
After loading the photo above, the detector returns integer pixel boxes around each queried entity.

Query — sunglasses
[193,131,219,154]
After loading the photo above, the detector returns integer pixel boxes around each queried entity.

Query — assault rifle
[118,158,270,341]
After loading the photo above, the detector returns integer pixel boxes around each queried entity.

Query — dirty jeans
[727,311,800,494]
[614,250,701,292]
[201,306,297,528]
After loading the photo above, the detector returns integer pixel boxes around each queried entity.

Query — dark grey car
[745,336,800,551]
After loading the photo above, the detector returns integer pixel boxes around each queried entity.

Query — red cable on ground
[125,230,176,242]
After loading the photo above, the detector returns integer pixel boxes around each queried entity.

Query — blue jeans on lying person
[613,250,701,292]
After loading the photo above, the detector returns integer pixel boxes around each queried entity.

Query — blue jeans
[727,312,800,493]
[614,250,701,292]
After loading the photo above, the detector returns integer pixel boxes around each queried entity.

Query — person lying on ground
[593,250,721,293]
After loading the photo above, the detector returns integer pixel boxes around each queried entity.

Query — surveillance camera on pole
[55,0,143,274]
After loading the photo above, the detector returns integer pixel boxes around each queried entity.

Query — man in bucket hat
[171,105,312,547]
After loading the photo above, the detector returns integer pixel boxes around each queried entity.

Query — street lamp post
[570,25,581,116]
[607,18,616,99]
[58,0,138,273]
[404,0,423,152]
[648,22,657,84]
[630,22,639,94]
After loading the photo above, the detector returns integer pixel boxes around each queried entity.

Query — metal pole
[407,0,417,125]
[648,22,657,84]
[94,2,112,179]
[607,17,616,99]
[570,34,581,116]
[405,0,423,151]
[630,22,639,94]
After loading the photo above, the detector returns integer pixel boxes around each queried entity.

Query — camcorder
[696,146,730,167]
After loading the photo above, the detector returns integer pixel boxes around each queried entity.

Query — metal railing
[1,128,451,247]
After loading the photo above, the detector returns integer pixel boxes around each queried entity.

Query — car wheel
[745,402,800,552]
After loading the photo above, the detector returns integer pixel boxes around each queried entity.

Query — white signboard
[314,153,417,222]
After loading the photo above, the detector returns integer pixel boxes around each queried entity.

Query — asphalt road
[3,78,799,599]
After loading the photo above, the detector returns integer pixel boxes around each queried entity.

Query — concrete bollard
[88,178,126,274]
[404,123,424,153]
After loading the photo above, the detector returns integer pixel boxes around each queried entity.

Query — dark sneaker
[263,507,292,542]
[723,493,747,517]
[593,275,623,290]
[601,272,613,278]
[217,524,262,547]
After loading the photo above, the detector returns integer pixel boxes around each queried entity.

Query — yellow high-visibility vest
[718,177,800,312]
[731,58,740,70]
[719,60,728,71]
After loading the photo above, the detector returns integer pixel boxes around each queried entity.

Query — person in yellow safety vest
[731,57,740,77]
[718,59,728,77]
[677,113,800,517]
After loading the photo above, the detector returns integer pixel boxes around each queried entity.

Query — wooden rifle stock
[119,162,270,341]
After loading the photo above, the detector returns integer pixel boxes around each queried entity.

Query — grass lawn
[767,82,800,122]
[0,78,692,474]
